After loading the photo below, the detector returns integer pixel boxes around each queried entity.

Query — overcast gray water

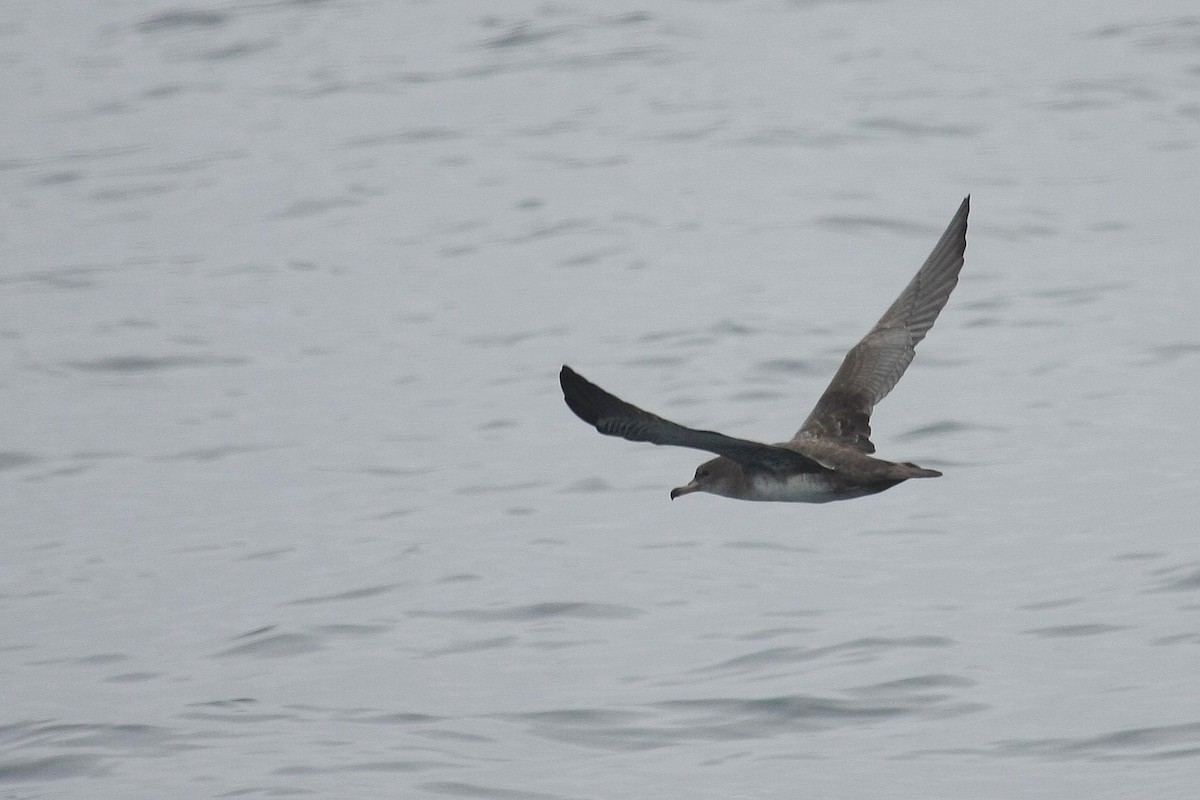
[4,1,1200,798]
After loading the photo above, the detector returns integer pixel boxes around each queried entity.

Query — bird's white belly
[748,473,843,503]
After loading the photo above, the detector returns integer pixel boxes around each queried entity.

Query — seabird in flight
[559,196,970,503]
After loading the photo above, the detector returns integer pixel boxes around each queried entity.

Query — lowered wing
[561,366,822,474]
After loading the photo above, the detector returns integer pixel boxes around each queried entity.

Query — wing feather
[560,366,822,474]
[796,196,969,451]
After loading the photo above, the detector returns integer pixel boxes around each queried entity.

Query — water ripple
[66,354,247,372]
[0,721,197,783]
[277,759,458,775]
[695,636,956,677]
[815,214,936,236]
[289,584,402,605]
[896,420,1004,440]
[419,781,581,800]
[1021,624,1128,638]
[423,636,519,658]
[136,10,229,34]
[0,753,104,783]
[411,602,642,622]
[214,630,324,659]
[994,721,1200,761]
[1148,563,1200,592]
[0,452,39,471]
[505,676,979,752]
[754,357,824,376]
[856,117,980,138]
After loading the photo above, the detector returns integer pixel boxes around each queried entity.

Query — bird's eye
[697,468,709,479]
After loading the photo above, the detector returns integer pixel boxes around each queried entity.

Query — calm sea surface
[3,1,1200,797]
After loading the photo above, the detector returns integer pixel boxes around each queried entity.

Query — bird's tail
[899,462,942,478]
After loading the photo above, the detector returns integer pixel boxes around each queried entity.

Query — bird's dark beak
[670,481,699,500]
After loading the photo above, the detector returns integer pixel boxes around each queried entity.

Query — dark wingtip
[559,364,601,426]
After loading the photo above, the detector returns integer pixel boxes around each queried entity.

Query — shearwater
[559,196,970,503]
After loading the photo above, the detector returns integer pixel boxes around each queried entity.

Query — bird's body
[559,197,970,503]
[747,472,885,504]
[655,431,940,504]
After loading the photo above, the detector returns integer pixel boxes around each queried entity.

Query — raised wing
[561,366,822,474]
[797,196,969,452]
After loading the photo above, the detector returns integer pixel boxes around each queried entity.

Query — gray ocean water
[4,1,1200,797]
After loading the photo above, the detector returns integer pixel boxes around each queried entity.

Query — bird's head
[670,457,745,500]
